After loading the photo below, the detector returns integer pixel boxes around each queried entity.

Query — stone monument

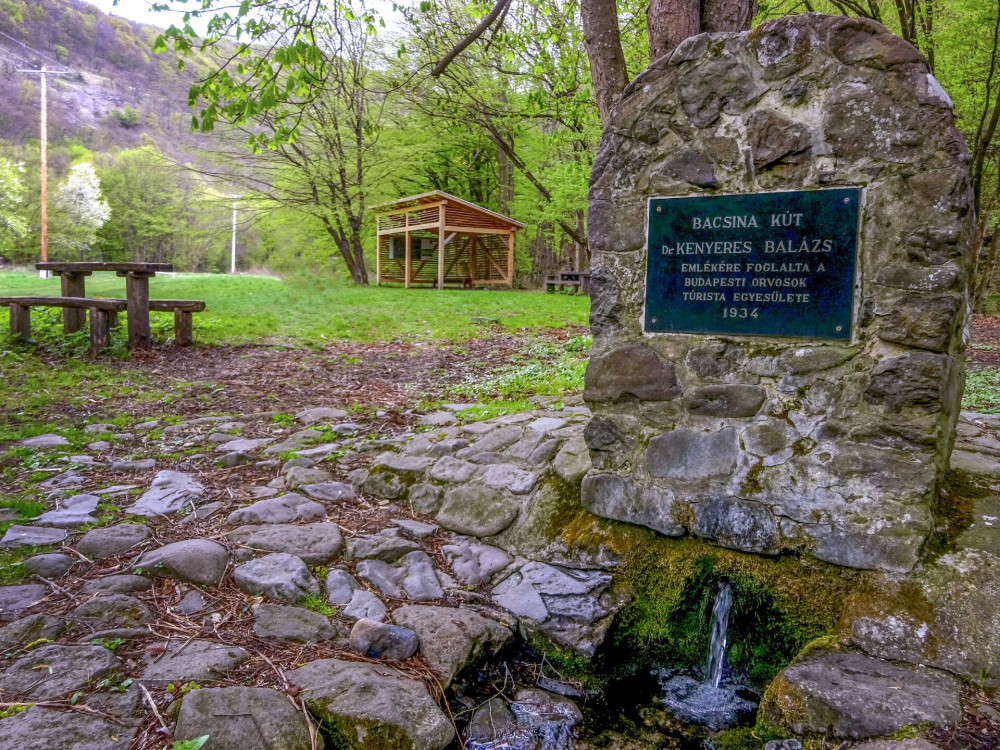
[581,13,974,573]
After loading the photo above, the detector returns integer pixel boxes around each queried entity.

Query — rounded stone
[175,686,321,750]
[134,539,229,586]
[22,553,73,579]
[435,485,518,537]
[233,552,319,603]
[77,524,151,559]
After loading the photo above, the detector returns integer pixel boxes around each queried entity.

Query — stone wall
[581,14,974,573]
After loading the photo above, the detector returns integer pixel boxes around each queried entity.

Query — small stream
[461,581,761,749]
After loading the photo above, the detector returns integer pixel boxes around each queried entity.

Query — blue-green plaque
[644,188,861,340]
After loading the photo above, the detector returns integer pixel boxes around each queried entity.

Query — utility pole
[16,65,72,277]
[230,197,237,274]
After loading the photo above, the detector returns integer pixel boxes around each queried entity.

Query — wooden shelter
[372,192,523,289]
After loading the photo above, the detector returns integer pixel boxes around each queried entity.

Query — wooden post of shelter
[404,227,412,289]
[372,191,523,289]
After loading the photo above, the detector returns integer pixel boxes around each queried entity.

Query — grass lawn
[0,271,590,345]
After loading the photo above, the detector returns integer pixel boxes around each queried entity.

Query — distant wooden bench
[1,296,127,355]
[147,299,206,347]
[546,271,591,295]
[2,296,206,354]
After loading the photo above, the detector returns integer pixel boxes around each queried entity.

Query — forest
[0,0,997,296]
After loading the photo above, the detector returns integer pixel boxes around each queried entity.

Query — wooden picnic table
[545,270,592,296]
[36,262,173,349]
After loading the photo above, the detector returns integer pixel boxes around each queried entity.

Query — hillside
[0,0,204,156]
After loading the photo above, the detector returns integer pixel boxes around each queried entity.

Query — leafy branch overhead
[152,0,385,149]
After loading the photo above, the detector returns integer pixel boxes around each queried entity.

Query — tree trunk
[701,0,758,33]
[647,0,757,62]
[580,0,629,126]
[647,0,699,62]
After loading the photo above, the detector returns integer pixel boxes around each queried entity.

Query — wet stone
[349,618,419,660]
[465,697,517,746]
[443,541,513,586]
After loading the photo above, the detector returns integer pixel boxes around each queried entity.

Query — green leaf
[172,737,210,750]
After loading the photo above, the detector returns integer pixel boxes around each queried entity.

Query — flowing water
[706,582,733,688]
[657,582,757,731]
[464,582,758,749]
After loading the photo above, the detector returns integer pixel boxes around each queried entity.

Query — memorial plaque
[644,188,861,340]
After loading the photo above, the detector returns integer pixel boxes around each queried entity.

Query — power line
[0,29,70,71]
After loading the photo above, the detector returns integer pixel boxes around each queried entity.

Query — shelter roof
[370,191,524,229]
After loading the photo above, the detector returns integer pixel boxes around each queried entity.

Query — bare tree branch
[431,0,512,77]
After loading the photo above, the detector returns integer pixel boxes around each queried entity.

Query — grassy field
[0,271,590,345]
[0,271,592,437]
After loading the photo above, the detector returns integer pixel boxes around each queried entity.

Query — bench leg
[9,304,30,340]
[108,310,119,329]
[61,272,87,333]
[90,309,110,356]
[174,310,193,346]
[125,273,152,349]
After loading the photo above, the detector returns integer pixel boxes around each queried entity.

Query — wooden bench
[2,297,206,353]
[546,271,591,295]
[1,296,127,356]
[147,299,206,347]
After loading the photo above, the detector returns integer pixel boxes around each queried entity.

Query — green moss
[740,461,764,495]
[545,488,864,690]
[318,713,412,749]
[791,437,816,456]
[709,727,767,750]
[609,535,863,687]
